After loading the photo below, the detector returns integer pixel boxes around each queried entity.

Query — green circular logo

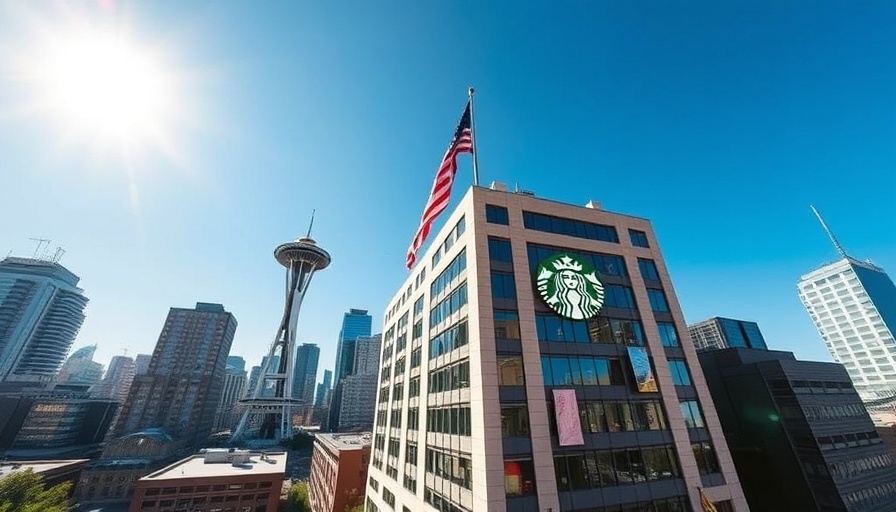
[535,254,605,320]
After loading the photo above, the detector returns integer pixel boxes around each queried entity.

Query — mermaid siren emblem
[536,254,605,320]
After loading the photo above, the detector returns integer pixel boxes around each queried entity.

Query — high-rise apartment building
[111,302,237,448]
[227,355,246,372]
[699,348,896,512]
[292,343,321,405]
[56,344,104,386]
[333,309,373,383]
[316,369,333,407]
[365,185,747,512]
[331,334,382,431]
[0,256,89,383]
[91,355,137,403]
[798,207,896,403]
[687,317,768,352]
[214,364,247,431]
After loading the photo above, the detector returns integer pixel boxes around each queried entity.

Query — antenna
[305,209,316,238]
[51,246,65,264]
[28,238,51,260]
[810,204,847,258]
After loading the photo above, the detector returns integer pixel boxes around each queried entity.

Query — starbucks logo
[536,254,605,320]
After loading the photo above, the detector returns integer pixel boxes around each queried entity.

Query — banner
[627,346,658,392]
[553,389,584,446]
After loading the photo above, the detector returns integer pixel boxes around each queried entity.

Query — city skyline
[2,2,896,382]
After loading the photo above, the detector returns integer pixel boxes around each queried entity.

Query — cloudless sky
[1,1,895,382]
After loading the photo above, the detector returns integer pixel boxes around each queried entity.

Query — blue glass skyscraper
[333,308,372,383]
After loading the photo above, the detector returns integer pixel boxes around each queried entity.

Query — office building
[316,369,333,407]
[0,390,117,459]
[111,302,237,448]
[333,309,373,383]
[293,343,321,405]
[364,184,747,512]
[56,344,104,386]
[687,318,768,352]
[309,433,371,512]
[246,365,262,398]
[699,347,896,512]
[135,354,152,375]
[90,355,137,403]
[227,355,246,372]
[128,449,286,512]
[797,207,896,403]
[0,256,89,383]
[330,334,381,431]
[215,364,247,431]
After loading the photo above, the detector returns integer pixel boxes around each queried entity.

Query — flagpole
[468,86,480,186]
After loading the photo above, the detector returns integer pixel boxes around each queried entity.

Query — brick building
[309,432,371,512]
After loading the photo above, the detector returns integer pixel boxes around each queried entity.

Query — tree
[0,469,71,512]
[287,480,311,512]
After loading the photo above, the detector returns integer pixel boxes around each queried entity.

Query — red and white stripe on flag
[406,102,473,269]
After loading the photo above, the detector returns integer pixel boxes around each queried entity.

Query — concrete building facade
[215,365,247,431]
[309,432,371,512]
[364,185,748,512]
[331,334,381,431]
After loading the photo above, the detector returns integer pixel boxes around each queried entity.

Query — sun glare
[34,30,173,149]
[40,34,168,138]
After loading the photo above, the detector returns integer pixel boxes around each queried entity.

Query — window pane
[579,357,598,385]
[501,406,530,437]
[541,356,553,386]
[567,455,590,490]
[486,204,509,225]
[488,238,513,262]
[554,457,570,491]
[594,451,616,486]
[551,356,572,386]
[594,359,611,385]
[498,356,525,386]
[494,310,521,340]
[613,450,632,484]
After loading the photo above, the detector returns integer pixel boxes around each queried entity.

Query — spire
[810,204,847,258]
[306,209,315,239]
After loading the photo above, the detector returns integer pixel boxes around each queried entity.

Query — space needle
[232,214,330,442]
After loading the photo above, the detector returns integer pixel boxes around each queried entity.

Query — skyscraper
[111,302,237,448]
[215,364,247,431]
[315,369,333,407]
[226,355,246,372]
[56,344,104,386]
[292,343,321,405]
[0,256,89,383]
[90,355,137,404]
[331,334,381,431]
[333,309,373,383]
[364,184,747,512]
[798,206,896,402]
[687,317,768,351]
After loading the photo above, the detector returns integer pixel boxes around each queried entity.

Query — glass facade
[334,309,373,383]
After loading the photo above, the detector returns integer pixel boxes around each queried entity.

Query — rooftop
[0,459,88,479]
[141,450,286,481]
[315,432,372,451]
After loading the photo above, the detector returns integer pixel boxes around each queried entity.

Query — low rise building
[0,459,88,490]
[309,432,371,512]
[129,449,286,512]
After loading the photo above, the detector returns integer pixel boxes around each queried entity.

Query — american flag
[406,101,474,269]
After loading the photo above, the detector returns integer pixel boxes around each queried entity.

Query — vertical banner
[553,389,585,446]
[627,346,658,392]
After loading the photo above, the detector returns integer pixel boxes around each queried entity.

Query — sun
[33,29,174,150]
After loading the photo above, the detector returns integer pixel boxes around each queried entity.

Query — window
[430,250,467,298]
[488,237,513,263]
[553,445,679,491]
[638,258,660,281]
[409,377,420,398]
[657,322,679,347]
[669,359,692,386]
[429,320,468,359]
[425,449,472,489]
[498,355,525,385]
[541,355,625,387]
[494,310,521,340]
[647,289,670,312]
[426,406,472,435]
[526,243,628,277]
[522,211,619,243]
[486,204,509,224]
[585,316,645,345]
[501,405,530,437]
[535,313,590,343]
[604,285,638,309]
[428,361,470,393]
[491,271,517,300]
[693,441,720,475]
[629,229,649,247]
[504,459,536,496]
[680,400,705,429]
[579,400,667,433]
[382,487,395,509]
[410,347,421,368]
[413,297,424,318]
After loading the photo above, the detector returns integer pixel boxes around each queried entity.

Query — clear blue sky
[1,1,895,381]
